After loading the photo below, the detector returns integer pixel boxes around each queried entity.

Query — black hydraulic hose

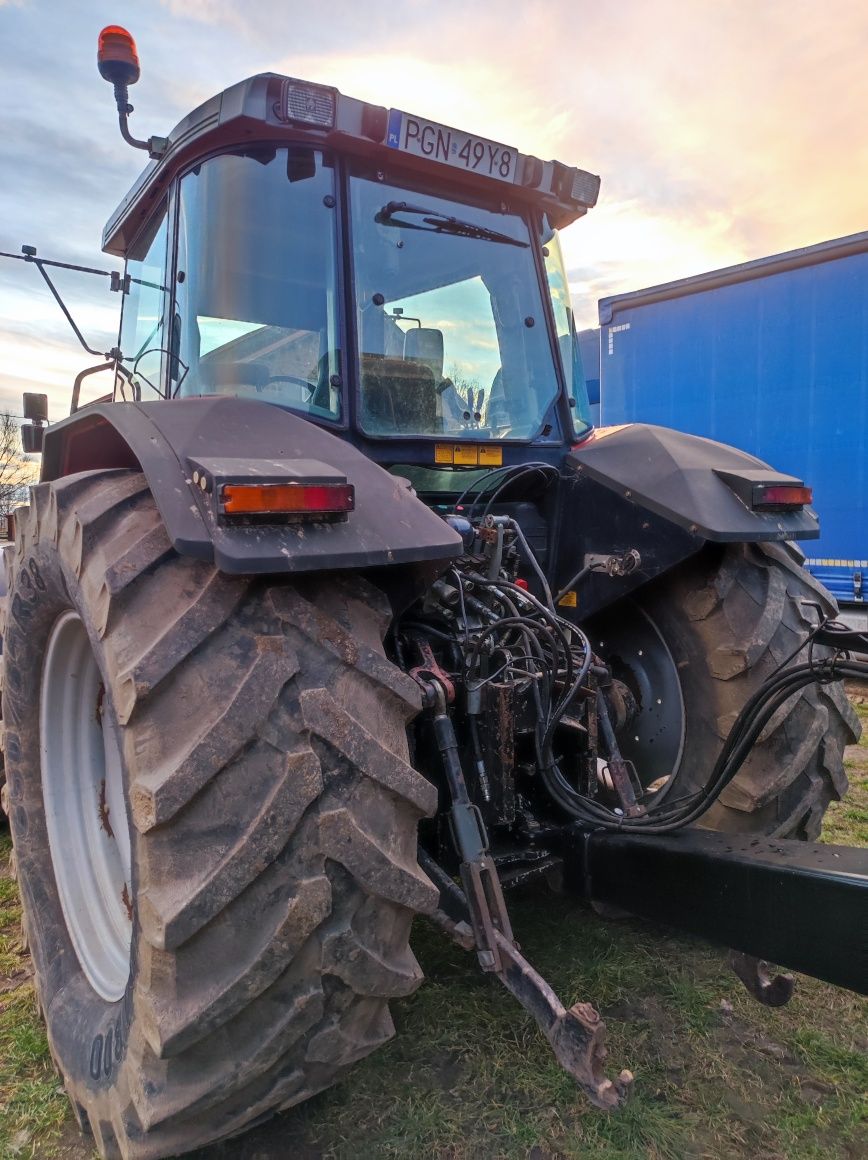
[509,519,555,612]
[534,651,853,830]
[554,564,597,608]
[454,568,560,708]
[566,656,868,834]
[478,464,559,523]
[529,669,550,772]
[451,461,556,519]
[449,567,472,639]
[539,636,595,765]
[467,714,491,803]
[468,616,557,671]
[468,617,558,709]
[400,621,459,644]
[466,574,578,693]
[451,465,515,514]
[477,574,585,648]
[468,598,563,672]
[697,660,854,807]
[477,587,533,655]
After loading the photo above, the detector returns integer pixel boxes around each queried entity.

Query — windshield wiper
[376,201,528,248]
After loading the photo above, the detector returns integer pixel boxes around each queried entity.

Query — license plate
[386,110,519,184]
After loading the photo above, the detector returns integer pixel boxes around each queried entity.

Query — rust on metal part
[97,778,114,838]
[729,949,795,1007]
[428,908,475,951]
[408,636,456,703]
[494,929,633,1109]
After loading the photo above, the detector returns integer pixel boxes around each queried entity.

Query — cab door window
[172,149,342,420]
[119,209,169,399]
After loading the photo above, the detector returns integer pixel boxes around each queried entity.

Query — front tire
[591,542,859,838]
[3,470,437,1159]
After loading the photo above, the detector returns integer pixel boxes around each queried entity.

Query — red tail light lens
[752,484,813,511]
[221,482,355,516]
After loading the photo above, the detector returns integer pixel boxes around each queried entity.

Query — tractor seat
[197,360,270,395]
[360,355,439,433]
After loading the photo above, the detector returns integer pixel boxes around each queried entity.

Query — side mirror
[21,423,45,454]
[21,391,48,454]
[23,392,48,422]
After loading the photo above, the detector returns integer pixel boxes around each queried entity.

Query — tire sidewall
[620,542,853,834]
[4,526,138,1101]
[637,570,730,798]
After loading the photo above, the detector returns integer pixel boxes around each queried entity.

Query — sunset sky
[1,0,867,419]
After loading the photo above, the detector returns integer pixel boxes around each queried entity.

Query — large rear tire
[591,542,859,838]
[2,470,437,1159]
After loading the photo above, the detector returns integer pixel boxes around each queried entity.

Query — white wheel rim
[41,611,132,1001]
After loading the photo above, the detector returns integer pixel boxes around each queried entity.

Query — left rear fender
[39,396,461,576]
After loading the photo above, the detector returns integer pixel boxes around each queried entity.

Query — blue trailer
[596,230,868,624]
[577,327,601,425]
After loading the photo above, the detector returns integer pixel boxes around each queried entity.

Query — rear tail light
[752,484,813,511]
[221,482,355,517]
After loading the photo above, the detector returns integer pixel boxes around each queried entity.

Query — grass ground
[1,701,866,1160]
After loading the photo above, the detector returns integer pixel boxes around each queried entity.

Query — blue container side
[600,247,868,604]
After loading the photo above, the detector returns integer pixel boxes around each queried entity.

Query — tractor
[1,25,866,1159]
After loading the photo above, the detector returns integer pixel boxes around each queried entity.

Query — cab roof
[102,72,600,256]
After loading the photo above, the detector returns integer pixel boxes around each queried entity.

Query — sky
[1,0,868,419]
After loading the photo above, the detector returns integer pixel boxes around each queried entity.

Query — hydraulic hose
[563,654,868,834]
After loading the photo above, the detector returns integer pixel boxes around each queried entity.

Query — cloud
[3,0,868,410]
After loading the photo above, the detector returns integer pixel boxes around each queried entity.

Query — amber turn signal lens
[97,25,141,86]
[752,484,813,511]
[221,483,355,516]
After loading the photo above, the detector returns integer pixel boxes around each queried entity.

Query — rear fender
[40,397,461,577]
[557,423,819,618]
[568,424,819,543]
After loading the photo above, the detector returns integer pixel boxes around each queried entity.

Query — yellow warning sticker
[433,444,504,467]
[558,591,578,608]
[479,446,503,466]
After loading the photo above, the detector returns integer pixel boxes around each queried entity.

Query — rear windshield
[349,175,563,440]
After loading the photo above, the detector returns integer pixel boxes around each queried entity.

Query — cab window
[172,149,342,421]
[119,209,169,399]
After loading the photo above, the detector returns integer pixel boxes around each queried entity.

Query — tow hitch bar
[416,673,632,1110]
